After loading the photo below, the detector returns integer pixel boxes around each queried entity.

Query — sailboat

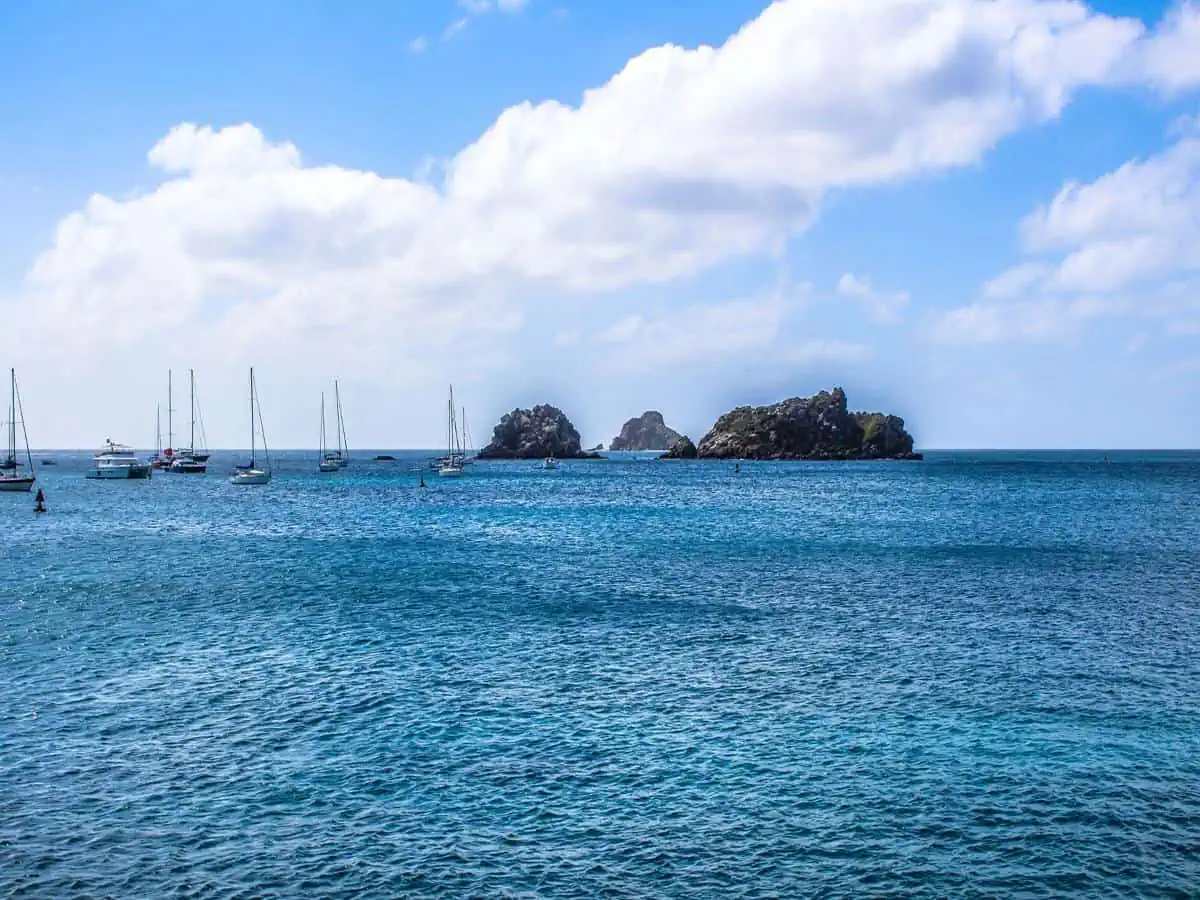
[148,404,166,468]
[461,406,476,465]
[0,369,36,492]
[151,370,176,469]
[230,368,272,486]
[170,369,208,473]
[318,392,339,472]
[438,385,465,477]
[322,379,350,468]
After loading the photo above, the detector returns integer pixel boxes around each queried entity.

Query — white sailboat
[170,368,208,473]
[322,379,350,468]
[438,385,465,477]
[230,367,272,486]
[318,392,339,472]
[0,369,36,492]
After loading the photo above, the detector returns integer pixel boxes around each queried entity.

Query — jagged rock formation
[610,411,683,451]
[659,436,698,459]
[695,388,921,460]
[477,405,601,459]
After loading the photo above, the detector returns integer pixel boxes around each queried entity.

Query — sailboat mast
[189,369,196,451]
[334,379,347,458]
[167,369,174,452]
[156,404,162,455]
[249,368,256,467]
[320,392,326,456]
[8,368,16,463]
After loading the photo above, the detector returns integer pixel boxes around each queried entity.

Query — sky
[1,0,1199,450]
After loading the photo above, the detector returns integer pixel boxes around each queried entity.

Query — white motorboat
[87,441,153,479]
[230,367,272,486]
[540,457,559,470]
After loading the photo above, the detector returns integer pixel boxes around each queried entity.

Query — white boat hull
[0,476,35,492]
[318,461,339,473]
[87,464,152,479]
[438,466,464,477]
[231,469,271,485]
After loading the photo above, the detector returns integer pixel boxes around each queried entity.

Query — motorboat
[87,441,153,480]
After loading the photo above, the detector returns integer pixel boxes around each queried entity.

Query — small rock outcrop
[695,388,921,460]
[610,411,683,451]
[477,405,600,459]
[659,436,698,459]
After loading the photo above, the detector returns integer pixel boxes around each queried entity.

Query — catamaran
[230,367,271,485]
[0,369,35,492]
[322,379,350,468]
[318,392,339,472]
[170,369,208,473]
[438,385,465,477]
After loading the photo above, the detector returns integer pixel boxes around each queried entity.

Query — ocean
[3,451,1199,897]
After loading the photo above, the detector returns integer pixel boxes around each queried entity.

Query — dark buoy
[419,474,426,488]
[735,463,740,473]
[34,487,46,513]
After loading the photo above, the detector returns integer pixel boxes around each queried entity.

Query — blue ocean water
[2,450,1199,898]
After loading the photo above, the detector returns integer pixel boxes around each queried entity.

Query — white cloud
[10,0,1200,433]
[445,0,529,40]
[937,124,1200,343]
[409,35,429,54]
[836,273,911,323]
[594,295,792,368]
[443,17,470,40]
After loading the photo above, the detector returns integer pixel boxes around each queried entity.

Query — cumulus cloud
[935,126,1200,343]
[12,0,1200,373]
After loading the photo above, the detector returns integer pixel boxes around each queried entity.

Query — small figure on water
[419,474,426,488]
[34,487,46,514]
[735,463,740,473]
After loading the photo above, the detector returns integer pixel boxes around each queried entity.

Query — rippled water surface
[3,450,1200,897]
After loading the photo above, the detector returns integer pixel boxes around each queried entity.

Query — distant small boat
[540,457,559,470]
[169,369,208,474]
[0,369,36,492]
[40,459,57,466]
[318,392,339,473]
[230,368,271,486]
[87,440,153,480]
[438,385,465,477]
[321,379,350,469]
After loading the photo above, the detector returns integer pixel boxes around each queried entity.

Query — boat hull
[87,464,152,480]
[231,469,271,485]
[0,476,35,492]
[438,466,464,477]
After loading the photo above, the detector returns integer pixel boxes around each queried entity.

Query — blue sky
[1,0,1198,448]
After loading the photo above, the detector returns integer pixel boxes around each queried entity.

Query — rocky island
[662,388,920,460]
[659,436,698,459]
[610,411,683,451]
[477,405,603,459]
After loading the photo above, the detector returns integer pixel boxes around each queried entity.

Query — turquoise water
[3,451,1199,897]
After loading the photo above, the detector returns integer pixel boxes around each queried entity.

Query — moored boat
[87,441,153,479]
[0,369,36,492]
[230,368,271,486]
[438,385,465,477]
